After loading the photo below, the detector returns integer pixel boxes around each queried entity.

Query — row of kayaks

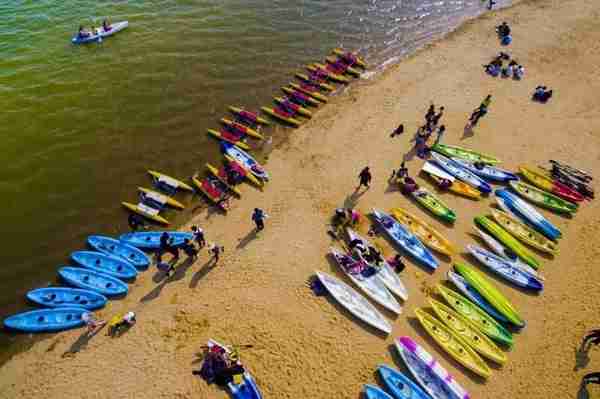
[3,231,192,332]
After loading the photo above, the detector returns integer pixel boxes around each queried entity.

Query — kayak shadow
[406,316,488,385]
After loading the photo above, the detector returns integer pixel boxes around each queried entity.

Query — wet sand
[2,0,600,397]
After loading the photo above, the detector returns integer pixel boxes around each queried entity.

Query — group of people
[77,20,112,39]
[414,104,446,158]
[196,342,245,386]
[484,51,524,80]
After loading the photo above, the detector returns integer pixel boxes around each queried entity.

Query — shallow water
[0,0,508,357]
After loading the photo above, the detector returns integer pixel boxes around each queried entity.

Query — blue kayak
[431,152,492,193]
[377,365,431,399]
[58,266,128,297]
[71,251,138,280]
[119,231,193,249]
[228,372,263,399]
[88,235,150,270]
[365,384,395,399]
[4,307,86,333]
[27,287,107,310]
[372,209,438,269]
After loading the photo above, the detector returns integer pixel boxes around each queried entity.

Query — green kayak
[509,180,577,214]
[436,284,513,346]
[431,143,500,165]
[474,216,540,270]
[411,187,456,223]
[454,262,525,328]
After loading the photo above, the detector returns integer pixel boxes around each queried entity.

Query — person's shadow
[462,122,474,139]
[575,340,594,371]
[61,325,105,358]
[344,190,366,209]
[237,229,258,250]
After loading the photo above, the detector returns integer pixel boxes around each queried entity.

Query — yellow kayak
[207,128,251,150]
[137,187,185,210]
[121,201,169,225]
[306,64,350,84]
[260,106,302,127]
[295,73,335,91]
[281,86,320,107]
[220,118,264,140]
[325,56,361,77]
[147,170,194,192]
[415,308,491,378]
[223,155,263,187]
[490,209,558,255]
[429,298,507,365]
[289,83,328,103]
[228,106,270,125]
[519,166,555,192]
[273,97,313,118]
[425,171,481,200]
[390,207,455,256]
[206,163,242,197]
[333,48,367,68]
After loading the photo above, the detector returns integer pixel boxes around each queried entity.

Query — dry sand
[2,0,600,397]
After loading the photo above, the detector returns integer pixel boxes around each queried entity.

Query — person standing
[434,125,446,145]
[357,167,372,191]
[425,104,435,123]
[252,208,268,231]
[390,123,404,138]
[191,225,206,248]
[208,243,224,265]
[432,106,444,127]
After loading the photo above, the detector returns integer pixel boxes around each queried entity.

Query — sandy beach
[2,0,600,397]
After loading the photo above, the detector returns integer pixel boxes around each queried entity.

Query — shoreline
[3,0,600,398]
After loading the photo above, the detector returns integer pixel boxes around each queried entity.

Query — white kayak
[330,247,401,314]
[346,228,408,301]
[315,271,391,334]
[431,153,492,193]
[451,158,518,182]
[72,21,129,44]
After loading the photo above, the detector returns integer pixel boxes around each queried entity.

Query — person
[357,167,372,190]
[434,125,445,145]
[164,239,180,276]
[191,225,206,248]
[91,25,99,35]
[432,107,444,127]
[513,64,524,80]
[102,19,112,31]
[349,238,366,257]
[387,254,406,273]
[496,22,510,38]
[252,208,267,231]
[208,243,224,264]
[181,238,198,260]
[497,51,510,61]
[488,0,496,9]
[390,123,404,138]
[128,213,146,231]
[481,94,492,109]
[82,311,106,334]
[348,208,360,225]
[333,208,347,227]
[224,163,243,185]
[109,311,136,336]
[501,65,511,78]
[425,104,435,123]
[78,25,91,39]
[484,63,500,77]
[401,176,419,195]
[470,95,491,126]
[582,372,600,386]
[391,162,408,182]
[438,178,452,190]
[156,232,170,263]
[533,86,553,103]
[367,246,383,266]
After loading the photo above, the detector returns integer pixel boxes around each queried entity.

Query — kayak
[71,251,138,280]
[71,21,128,44]
[295,73,335,91]
[436,284,513,346]
[220,118,264,140]
[372,209,438,270]
[474,215,541,269]
[207,128,251,150]
[466,245,543,291]
[454,263,525,328]
[509,180,577,214]
[315,59,357,78]
[121,201,169,225]
[281,86,320,107]
[118,231,193,249]
[87,235,151,269]
[431,143,500,165]
[474,226,544,280]
[422,162,481,200]
[395,336,471,399]
[390,207,455,256]
[333,48,367,69]
[315,270,391,334]
[228,372,263,399]
[223,155,263,187]
[520,166,584,202]
[148,170,194,192]
[138,187,185,210]
[364,385,394,399]
[289,82,328,103]
[27,287,107,310]
[4,308,86,333]
[410,187,457,223]
[273,97,313,118]
[325,56,361,77]
[192,175,230,212]
[206,163,243,196]
[377,364,431,399]
[490,209,558,255]
[221,142,269,182]
[429,298,507,364]
[447,270,510,324]
[228,106,270,125]
[451,158,518,182]
[415,308,491,378]
[306,64,350,84]
[346,228,409,300]
[495,189,562,241]
[260,106,302,127]
[431,153,492,193]
[58,266,129,296]
[330,247,402,314]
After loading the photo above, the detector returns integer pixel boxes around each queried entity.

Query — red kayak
[553,180,585,202]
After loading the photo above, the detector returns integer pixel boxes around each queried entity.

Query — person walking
[208,243,224,265]
[434,125,446,145]
[425,104,435,123]
[432,106,444,127]
[252,208,268,231]
[390,123,404,138]
[356,167,372,191]
[191,225,206,248]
